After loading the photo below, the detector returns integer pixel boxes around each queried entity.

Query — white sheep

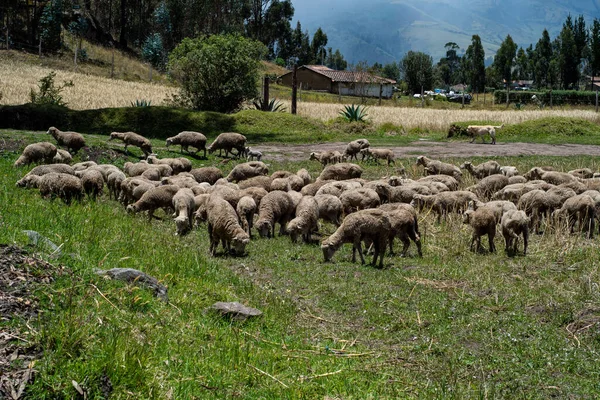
[245,147,263,161]
[287,196,319,243]
[20,172,83,204]
[172,188,196,236]
[500,210,529,256]
[207,132,247,158]
[255,190,295,238]
[126,185,180,221]
[14,142,57,167]
[463,206,497,253]
[109,131,153,156]
[166,131,207,157]
[206,194,250,256]
[47,127,86,153]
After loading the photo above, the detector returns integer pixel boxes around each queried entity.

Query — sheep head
[231,233,250,255]
[175,216,190,236]
[166,138,174,147]
[47,127,58,137]
[255,220,272,238]
[321,241,340,262]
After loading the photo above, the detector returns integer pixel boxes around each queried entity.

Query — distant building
[279,65,396,99]
[586,76,600,91]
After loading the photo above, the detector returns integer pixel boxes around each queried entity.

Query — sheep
[314,194,343,227]
[321,209,391,268]
[388,184,431,204]
[568,168,594,179]
[416,156,462,181]
[500,210,529,256]
[463,206,496,253]
[52,149,73,164]
[238,175,273,191]
[468,200,517,225]
[245,147,263,161]
[417,175,460,191]
[126,185,180,221]
[206,194,250,256]
[377,205,422,257]
[467,174,509,199]
[166,131,207,157]
[236,196,257,237]
[227,161,269,183]
[124,161,172,178]
[460,160,501,179]
[141,167,169,181]
[500,166,519,177]
[315,180,363,197]
[107,170,126,200]
[363,180,393,203]
[360,148,395,165]
[339,188,380,215]
[189,167,223,185]
[411,191,478,223]
[317,163,363,182]
[78,168,104,199]
[239,187,268,207]
[508,175,527,184]
[147,155,192,174]
[492,182,554,201]
[287,190,303,209]
[287,196,319,243]
[47,127,86,153]
[17,164,75,186]
[119,177,159,205]
[72,161,97,171]
[344,139,370,161]
[524,167,579,185]
[467,124,503,144]
[172,188,195,236]
[207,132,247,158]
[297,168,312,186]
[14,142,57,167]
[271,170,293,179]
[301,180,332,196]
[193,194,210,225]
[553,194,596,238]
[161,174,199,189]
[309,151,337,167]
[20,173,83,204]
[255,190,295,238]
[109,131,153,156]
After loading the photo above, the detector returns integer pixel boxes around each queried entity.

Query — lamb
[296,168,312,186]
[166,131,207,157]
[77,168,104,199]
[226,161,269,183]
[20,173,83,204]
[339,188,380,215]
[321,209,391,268]
[238,175,273,191]
[287,196,319,243]
[468,200,517,224]
[344,139,370,161]
[255,190,295,238]
[52,149,73,164]
[411,191,478,223]
[500,166,519,177]
[500,210,529,256]
[206,194,250,256]
[417,175,460,191]
[189,167,223,184]
[14,142,57,167]
[245,147,263,161]
[467,174,509,199]
[109,131,153,157]
[107,170,126,200]
[360,148,395,165]
[207,132,247,158]
[309,151,337,167]
[552,194,596,238]
[317,163,363,181]
[47,127,86,153]
[568,168,594,179]
[416,156,462,181]
[126,185,180,221]
[236,196,257,237]
[172,188,195,236]
[314,194,343,226]
[460,160,501,179]
[467,124,503,144]
[147,155,192,174]
[463,206,497,253]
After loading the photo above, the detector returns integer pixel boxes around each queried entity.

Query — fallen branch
[247,364,289,388]
[299,369,343,382]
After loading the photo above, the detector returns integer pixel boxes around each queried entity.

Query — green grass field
[2,128,600,398]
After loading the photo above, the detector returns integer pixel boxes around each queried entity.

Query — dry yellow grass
[0,57,175,109]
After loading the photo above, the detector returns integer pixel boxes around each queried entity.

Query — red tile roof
[281,65,396,84]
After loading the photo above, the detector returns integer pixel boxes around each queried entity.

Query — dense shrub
[494,90,599,106]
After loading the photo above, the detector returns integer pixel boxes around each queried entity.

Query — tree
[514,47,530,80]
[292,21,311,65]
[534,29,553,88]
[39,0,64,53]
[381,62,401,81]
[142,33,166,71]
[574,14,588,61]
[168,35,267,113]
[590,18,600,79]
[401,51,434,94]
[437,42,461,86]
[311,27,327,64]
[558,25,579,89]
[493,34,517,87]
[464,35,485,92]
[325,47,347,70]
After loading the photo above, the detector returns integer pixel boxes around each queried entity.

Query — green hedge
[493,90,599,106]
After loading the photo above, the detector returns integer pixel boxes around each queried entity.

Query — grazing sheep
[339,188,380,215]
[287,196,319,243]
[207,132,247,158]
[467,124,503,144]
[193,194,210,225]
[124,161,157,177]
[126,185,180,221]
[287,190,304,209]
[147,155,192,174]
[166,131,207,157]
[255,190,295,238]
[239,187,268,207]
[501,210,529,256]
[119,177,159,205]
[500,166,519,177]
[107,170,126,200]
[238,175,273,191]
[301,180,332,196]
[416,156,462,181]
[172,188,195,236]
[360,148,395,166]
[309,151,337,167]
[492,181,553,201]
[411,191,478,223]
[227,161,269,183]
[245,147,263,161]
[460,160,501,179]
[377,206,422,257]
[388,184,431,204]
[17,164,75,187]
[417,175,460,191]
[271,170,293,179]
[467,174,509,199]
[14,142,57,167]
[363,180,393,203]
[468,200,517,224]
[109,131,153,156]
[270,177,291,192]
[508,175,527,184]
[379,202,421,237]
[321,209,391,268]
[344,139,370,161]
[161,174,199,189]
[189,167,223,185]
[463,206,497,253]
[296,168,312,186]
[21,172,83,204]
[72,161,97,171]
[206,195,250,256]
[315,180,362,197]
[47,127,86,153]
[236,196,257,237]
[553,194,596,238]
[52,149,73,164]
[314,194,343,226]
[78,168,104,199]
[141,167,169,181]
[524,167,578,185]
[317,163,363,182]
[568,168,594,179]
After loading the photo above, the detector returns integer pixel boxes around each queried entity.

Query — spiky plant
[339,104,368,122]
[253,98,286,112]
[131,99,152,107]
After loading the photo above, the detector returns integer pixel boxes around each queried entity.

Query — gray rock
[210,302,262,321]
[94,268,168,301]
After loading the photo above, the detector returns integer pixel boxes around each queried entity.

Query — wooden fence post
[291,65,297,115]
[262,76,270,111]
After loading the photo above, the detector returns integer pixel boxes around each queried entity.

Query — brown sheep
[501,210,529,256]
[206,194,250,256]
[14,142,57,167]
[109,131,153,156]
[166,131,207,157]
[47,127,86,153]
[255,190,295,238]
[463,206,497,253]
[207,132,247,158]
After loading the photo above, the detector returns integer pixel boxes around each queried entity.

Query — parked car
[447,93,472,104]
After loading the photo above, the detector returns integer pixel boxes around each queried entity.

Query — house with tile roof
[279,65,396,99]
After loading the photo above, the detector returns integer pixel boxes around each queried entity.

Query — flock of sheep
[12,127,600,267]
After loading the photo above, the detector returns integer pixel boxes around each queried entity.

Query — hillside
[294,0,600,63]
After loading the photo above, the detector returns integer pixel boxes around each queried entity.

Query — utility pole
[291,65,298,115]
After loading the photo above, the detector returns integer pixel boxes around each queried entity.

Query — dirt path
[256,141,600,162]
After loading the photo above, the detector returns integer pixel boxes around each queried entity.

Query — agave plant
[131,99,152,107]
[339,104,368,122]
[253,98,286,112]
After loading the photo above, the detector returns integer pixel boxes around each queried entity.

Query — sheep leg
[488,230,496,253]
[388,235,395,255]
[400,235,410,257]
[354,239,366,264]
[522,229,528,255]
[408,229,422,257]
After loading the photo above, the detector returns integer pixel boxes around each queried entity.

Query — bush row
[493,90,600,106]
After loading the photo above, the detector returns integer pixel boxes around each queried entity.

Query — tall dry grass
[0,57,175,109]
